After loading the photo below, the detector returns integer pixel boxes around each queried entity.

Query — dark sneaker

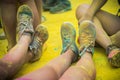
[78,20,96,56]
[50,1,71,14]
[42,0,57,11]
[29,25,48,62]
[106,45,120,67]
[61,22,79,62]
[17,5,34,39]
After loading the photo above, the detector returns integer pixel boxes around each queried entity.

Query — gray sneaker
[17,5,34,39]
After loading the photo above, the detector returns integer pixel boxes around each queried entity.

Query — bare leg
[35,0,42,23]
[0,35,33,79]
[76,4,120,67]
[16,22,77,80]
[59,53,96,80]
[0,5,37,79]
[76,4,113,49]
[96,9,120,35]
[0,0,17,49]
[60,20,96,80]
[15,49,75,80]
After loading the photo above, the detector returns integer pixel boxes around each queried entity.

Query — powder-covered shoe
[17,5,34,39]
[42,0,57,11]
[50,1,71,14]
[29,25,48,62]
[61,22,79,62]
[78,20,96,56]
[106,45,120,67]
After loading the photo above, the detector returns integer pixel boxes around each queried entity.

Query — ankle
[18,35,32,45]
[26,51,34,62]
[67,49,76,57]
[63,49,76,62]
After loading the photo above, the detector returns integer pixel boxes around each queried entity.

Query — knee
[39,66,59,79]
[76,4,90,20]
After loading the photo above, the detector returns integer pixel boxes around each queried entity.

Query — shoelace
[29,37,42,56]
[17,14,34,35]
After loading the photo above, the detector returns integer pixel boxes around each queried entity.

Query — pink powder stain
[108,49,120,58]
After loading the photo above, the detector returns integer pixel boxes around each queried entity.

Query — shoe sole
[17,5,33,20]
[61,22,76,43]
[78,20,96,46]
[61,22,76,53]
[61,22,79,62]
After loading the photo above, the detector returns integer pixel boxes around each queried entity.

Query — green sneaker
[61,22,79,62]
[78,20,96,56]
[50,1,71,14]
[42,0,57,11]
[29,25,49,62]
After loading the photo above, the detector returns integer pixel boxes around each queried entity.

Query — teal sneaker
[42,0,57,11]
[50,1,71,14]
[78,20,96,56]
[61,22,79,62]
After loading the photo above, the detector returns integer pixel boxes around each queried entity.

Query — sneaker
[61,22,79,62]
[78,20,96,56]
[17,5,34,39]
[106,45,120,67]
[29,25,48,62]
[42,0,57,11]
[50,1,71,14]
